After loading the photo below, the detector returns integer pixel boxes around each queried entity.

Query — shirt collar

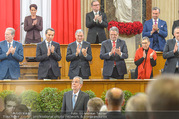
[73,90,80,97]
[76,41,83,45]
[93,11,99,15]
[45,40,52,44]
[111,40,117,43]
[153,18,159,22]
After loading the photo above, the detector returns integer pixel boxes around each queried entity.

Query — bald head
[105,88,124,110]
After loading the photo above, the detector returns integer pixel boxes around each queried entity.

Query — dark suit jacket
[100,39,128,77]
[106,111,126,119]
[172,20,179,35]
[24,15,43,40]
[142,19,168,51]
[0,40,24,80]
[61,90,89,114]
[66,41,92,79]
[163,38,179,73]
[36,40,61,79]
[86,11,108,43]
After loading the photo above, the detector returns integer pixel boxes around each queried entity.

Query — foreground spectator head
[125,93,148,119]
[87,97,104,113]
[105,88,124,111]
[147,75,179,111]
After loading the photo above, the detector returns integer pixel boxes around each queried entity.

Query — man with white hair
[61,76,89,116]
[0,27,24,80]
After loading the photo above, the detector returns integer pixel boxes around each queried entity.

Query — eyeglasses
[93,4,100,6]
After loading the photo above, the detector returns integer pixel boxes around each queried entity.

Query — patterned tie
[113,41,116,65]
[8,42,11,49]
[72,94,76,109]
[155,20,157,24]
[48,42,51,48]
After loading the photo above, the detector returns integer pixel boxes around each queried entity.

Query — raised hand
[82,47,88,57]
[173,42,178,53]
[51,45,55,53]
[115,47,121,56]
[150,51,155,58]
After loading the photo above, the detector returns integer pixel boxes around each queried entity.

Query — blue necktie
[8,43,11,49]
[72,94,76,109]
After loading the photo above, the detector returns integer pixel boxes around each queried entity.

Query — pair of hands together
[76,46,88,57]
[143,50,155,58]
[109,47,121,56]
[47,45,55,56]
[6,46,16,56]
[151,24,159,34]
[32,19,37,26]
[94,15,102,23]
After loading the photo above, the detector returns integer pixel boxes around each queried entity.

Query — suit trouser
[3,69,18,80]
[103,66,124,79]
[39,68,58,79]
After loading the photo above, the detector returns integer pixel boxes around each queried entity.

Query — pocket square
[161,25,163,27]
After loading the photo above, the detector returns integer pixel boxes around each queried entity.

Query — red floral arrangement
[108,21,143,36]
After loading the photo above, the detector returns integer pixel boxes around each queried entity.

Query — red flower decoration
[108,21,143,36]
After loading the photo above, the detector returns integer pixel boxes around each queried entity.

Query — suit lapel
[116,39,121,49]
[70,91,73,111]
[4,41,8,52]
[108,40,112,51]
[73,90,82,111]
[42,41,47,53]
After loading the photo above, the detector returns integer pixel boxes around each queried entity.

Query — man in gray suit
[36,28,61,79]
[61,76,89,117]
[163,26,179,73]
[66,29,92,79]
[100,26,128,79]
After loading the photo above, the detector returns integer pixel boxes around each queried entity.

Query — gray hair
[142,37,150,42]
[73,76,83,84]
[6,27,15,36]
[75,29,84,36]
[91,0,99,6]
[109,26,119,34]
[174,26,179,33]
[152,7,160,13]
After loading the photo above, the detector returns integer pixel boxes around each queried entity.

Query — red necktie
[113,41,116,65]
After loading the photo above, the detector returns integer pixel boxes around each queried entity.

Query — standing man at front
[61,76,89,116]
[0,28,24,80]
[86,0,108,44]
[163,26,179,73]
[100,26,128,79]
[142,7,168,51]
[36,28,61,79]
[66,29,92,79]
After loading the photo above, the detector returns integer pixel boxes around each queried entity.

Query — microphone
[15,22,24,32]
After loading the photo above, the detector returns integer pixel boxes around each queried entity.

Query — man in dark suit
[105,88,125,119]
[163,26,179,73]
[61,76,89,117]
[0,27,24,80]
[66,29,92,79]
[142,7,168,51]
[100,26,128,79]
[86,0,108,44]
[36,28,61,79]
[172,20,179,36]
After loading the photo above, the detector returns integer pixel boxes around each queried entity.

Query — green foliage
[40,87,63,112]
[0,90,14,98]
[101,90,107,103]
[122,90,133,112]
[20,90,42,112]
[84,90,96,99]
